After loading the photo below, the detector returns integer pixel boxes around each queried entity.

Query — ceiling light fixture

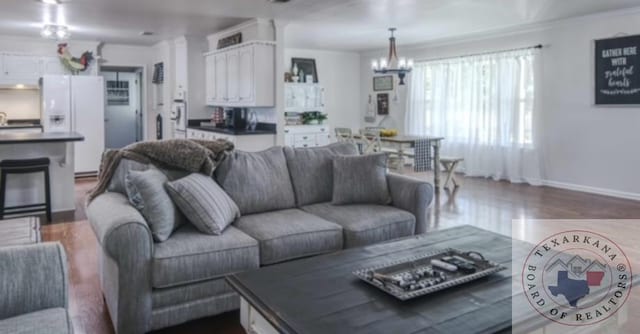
[41,24,70,40]
[371,28,414,85]
[268,0,291,3]
[39,0,62,5]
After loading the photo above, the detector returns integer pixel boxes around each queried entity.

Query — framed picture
[377,93,389,115]
[292,58,318,83]
[594,34,640,105]
[217,32,242,49]
[373,76,394,91]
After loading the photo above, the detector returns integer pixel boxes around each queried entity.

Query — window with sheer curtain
[406,48,542,184]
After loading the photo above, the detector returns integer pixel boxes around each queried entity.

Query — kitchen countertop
[188,126,277,136]
[0,124,43,130]
[0,131,84,144]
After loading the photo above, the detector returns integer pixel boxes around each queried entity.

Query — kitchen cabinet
[187,128,276,152]
[204,41,275,107]
[205,55,216,104]
[284,83,325,112]
[0,54,42,85]
[174,39,188,99]
[214,53,228,103]
[0,53,69,85]
[284,125,331,148]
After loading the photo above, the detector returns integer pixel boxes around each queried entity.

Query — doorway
[101,67,143,149]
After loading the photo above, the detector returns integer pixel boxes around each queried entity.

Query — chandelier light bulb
[399,57,407,69]
[371,60,379,70]
[380,58,388,70]
[56,27,68,39]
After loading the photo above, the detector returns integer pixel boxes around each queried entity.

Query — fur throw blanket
[87,139,234,203]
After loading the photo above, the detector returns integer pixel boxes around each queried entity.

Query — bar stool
[0,158,52,222]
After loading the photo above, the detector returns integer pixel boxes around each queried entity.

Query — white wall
[285,48,361,130]
[0,89,40,120]
[359,9,640,199]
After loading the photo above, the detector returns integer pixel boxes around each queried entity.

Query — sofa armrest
[0,242,68,320]
[87,192,153,334]
[387,173,434,234]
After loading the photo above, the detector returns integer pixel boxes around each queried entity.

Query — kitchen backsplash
[0,89,40,120]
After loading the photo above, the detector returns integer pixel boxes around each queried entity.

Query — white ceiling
[1,0,639,49]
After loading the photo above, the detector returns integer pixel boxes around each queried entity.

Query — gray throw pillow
[125,168,185,242]
[284,142,360,206]
[332,153,391,205]
[214,147,296,215]
[165,173,240,235]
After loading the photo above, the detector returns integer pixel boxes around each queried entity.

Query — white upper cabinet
[204,41,275,107]
[214,53,228,103]
[174,39,188,99]
[205,54,217,104]
[0,54,42,85]
[284,83,325,112]
[238,46,254,103]
[0,54,71,85]
[226,50,240,102]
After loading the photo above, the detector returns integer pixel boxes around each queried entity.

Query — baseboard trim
[542,180,640,202]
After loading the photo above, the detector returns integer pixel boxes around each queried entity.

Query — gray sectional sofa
[0,243,72,334]
[87,142,434,333]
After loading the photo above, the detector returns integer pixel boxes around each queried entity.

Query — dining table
[353,134,445,190]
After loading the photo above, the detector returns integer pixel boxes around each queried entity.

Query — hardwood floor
[41,172,640,334]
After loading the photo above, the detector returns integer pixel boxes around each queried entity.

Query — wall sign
[377,93,389,115]
[373,75,394,91]
[595,35,640,105]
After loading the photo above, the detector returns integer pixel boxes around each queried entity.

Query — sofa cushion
[215,147,296,215]
[0,308,71,334]
[234,209,343,265]
[165,173,240,235]
[125,168,185,242]
[152,225,259,288]
[302,203,415,248]
[283,142,359,206]
[332,153,391,205]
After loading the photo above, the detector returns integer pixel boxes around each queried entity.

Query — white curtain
[406,48,542,185]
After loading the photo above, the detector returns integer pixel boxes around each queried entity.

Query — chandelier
[371,28,414,85]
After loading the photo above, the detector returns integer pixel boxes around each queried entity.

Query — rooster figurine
[57,43,94,74]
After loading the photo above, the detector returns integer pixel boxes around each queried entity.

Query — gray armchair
[0,242,72,334]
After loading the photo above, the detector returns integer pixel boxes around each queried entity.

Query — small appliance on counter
[224,108,247,130]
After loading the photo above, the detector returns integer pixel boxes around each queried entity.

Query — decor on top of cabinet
[373,76,394,91]
[291,58,318,83]
[285,112,302,125]
[217,32,242,49]
[377,93,389,115]
[57,43,93,74]
[302,112,328,125]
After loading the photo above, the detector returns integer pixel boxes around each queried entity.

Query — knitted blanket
[87,139,234,203]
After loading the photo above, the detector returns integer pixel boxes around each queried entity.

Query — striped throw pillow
[165,173,240,235]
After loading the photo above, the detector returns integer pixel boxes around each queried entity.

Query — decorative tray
[353,248,506,301]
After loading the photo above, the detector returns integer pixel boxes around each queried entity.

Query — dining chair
[357,129,382,154]
[334,128,354,143]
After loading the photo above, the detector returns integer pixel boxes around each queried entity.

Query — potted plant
[302,112,328,125]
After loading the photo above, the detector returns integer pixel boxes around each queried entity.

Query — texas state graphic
[548,271,605,307]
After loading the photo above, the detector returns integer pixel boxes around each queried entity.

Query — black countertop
[0,132,84,144]
[0,124,43,130]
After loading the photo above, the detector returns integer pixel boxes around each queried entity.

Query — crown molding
[359,5,640,55]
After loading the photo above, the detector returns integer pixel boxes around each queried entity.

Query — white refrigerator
[41,75,105,175]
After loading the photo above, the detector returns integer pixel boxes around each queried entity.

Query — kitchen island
[0,132,84,217]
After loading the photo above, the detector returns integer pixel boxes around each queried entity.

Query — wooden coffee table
[227,225,521,334]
